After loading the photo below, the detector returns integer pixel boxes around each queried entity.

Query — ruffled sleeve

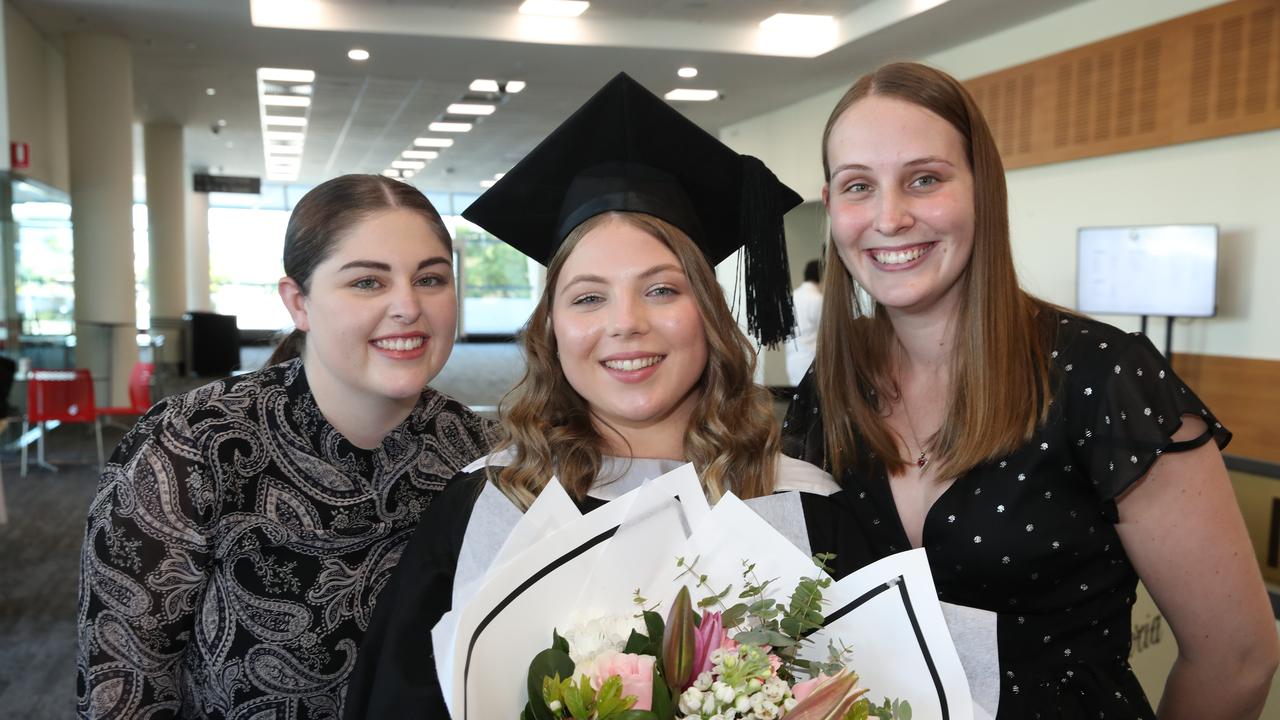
[1064,325,1230,503]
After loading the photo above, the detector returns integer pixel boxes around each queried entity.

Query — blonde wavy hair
[491,211,780,510]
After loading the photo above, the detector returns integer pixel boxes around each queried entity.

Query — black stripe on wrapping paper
[816,576,949,720]
[461,526,620,720]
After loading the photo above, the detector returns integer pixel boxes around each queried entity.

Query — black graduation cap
[461,72,800,347]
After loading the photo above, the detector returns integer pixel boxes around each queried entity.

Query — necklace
[900,397,931,471]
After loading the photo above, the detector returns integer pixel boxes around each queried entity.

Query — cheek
[551,313,596,361]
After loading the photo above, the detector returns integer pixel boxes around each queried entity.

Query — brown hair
[816,62,1056,481]
[492,212,779,510]
[268,174,451,366]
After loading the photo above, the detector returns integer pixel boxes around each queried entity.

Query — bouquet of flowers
[432,465,974,720]
[522,555,913,720]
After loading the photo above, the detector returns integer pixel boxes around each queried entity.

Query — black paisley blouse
[75,359,493,720]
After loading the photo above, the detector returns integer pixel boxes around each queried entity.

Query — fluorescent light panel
[518,0,589,18]
[414,137,454,148]
[447,103,495,116]
[480,179,497,188]
[759,13,835,31]
[470,79,500,93]
[265,130,306,141]
[348,48,369,61]
[262,94,311,107]
[258,68,316,83]
[678,67,698,79]
[266,145,303,154]
[391,160,426,170]
[429,122,472,133]
[505,80,527,93]
[264,115,307,126]
[402,150,439,160]
[664,88,719,102]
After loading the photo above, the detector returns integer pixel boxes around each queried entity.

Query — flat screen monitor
[1076,224,1217,317]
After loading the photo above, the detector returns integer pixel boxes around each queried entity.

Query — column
[65,32,137,407]
[144,121,187,369]
[186,189,212,312]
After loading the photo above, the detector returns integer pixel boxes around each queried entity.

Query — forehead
[327,208,447,260]
[559,218,683,279]
[827,95,967,166]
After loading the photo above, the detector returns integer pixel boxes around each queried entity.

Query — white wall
[720,0,1279,361]
[4,0,69,190]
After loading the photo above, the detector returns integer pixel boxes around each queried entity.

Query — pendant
[916,452,929,470]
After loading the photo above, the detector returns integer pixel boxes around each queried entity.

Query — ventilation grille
[965,0,1280,170]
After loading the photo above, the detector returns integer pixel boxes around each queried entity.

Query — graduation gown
[342,455,871,719]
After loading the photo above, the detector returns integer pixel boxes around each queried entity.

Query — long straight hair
[492,212,780,510]
[816,62,1056,481]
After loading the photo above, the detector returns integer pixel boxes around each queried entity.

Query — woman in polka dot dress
[782,61,1278,718]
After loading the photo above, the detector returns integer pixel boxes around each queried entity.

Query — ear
[821,182,830,209]
[278,277,311,332]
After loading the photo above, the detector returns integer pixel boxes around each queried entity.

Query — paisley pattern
[76,359,493,719]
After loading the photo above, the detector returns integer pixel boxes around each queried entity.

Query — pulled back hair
[816,62,1056,481]
[492,212,780,510]
[268,174,451,366]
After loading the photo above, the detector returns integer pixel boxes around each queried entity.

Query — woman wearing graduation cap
[341,73,870,719]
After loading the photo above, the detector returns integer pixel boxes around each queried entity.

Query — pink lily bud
[691,610,724,679]
[783,668,869,720]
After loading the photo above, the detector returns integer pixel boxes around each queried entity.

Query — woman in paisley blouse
[783,62,1277,718]
[75,174,493,719]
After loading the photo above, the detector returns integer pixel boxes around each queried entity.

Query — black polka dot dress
[782,313,1230,718]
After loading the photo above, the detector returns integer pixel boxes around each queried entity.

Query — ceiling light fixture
[494,172,505,180]
[382,169,401,178]
[206,87,217,96]
[677,67,698,79]
[402,150,439,160]
[447,103,496,116]
[470,79,500,93]
[392,160,426,170]
[429,122,472,133]
[266,144,303,154]
[759,12,835,31]
[414,137,454,148]
[264,116,307,127]
[262,94,311,107]
[480,179,497,188]
[504,80,527,93]
[348,48,370,61]
[265,130,306,141]
[518,0,589,18]
[757,13,837,55]
[664,88,720,102]
[258,68,316,84]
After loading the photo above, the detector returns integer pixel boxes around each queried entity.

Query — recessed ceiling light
[677,67,698,79]
[264,116,308,127]
[447,103,496,116]
[401,169,416,178]
[429,122,472,133]
[262,95,311,107]
[664,88,719,102]
[504,80,527,93]
[382,169,401,178]
[414,137,454,148]
[206,87,217,96]
[216,118,228,127]
[518,0,589,18]
[480,179,497,188]
[402,150,439,160]
[348,48,370,61]
[392,160,426,170]
[258,68,316,84]
[470,79,500,93]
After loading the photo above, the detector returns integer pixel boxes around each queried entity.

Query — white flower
[695,671,714,691]
[679,687,705,715]
[562,613,643,678]
[734,694,752,713]
[784,697,798,711]
[714,681,737,705]
[761,678,786,703]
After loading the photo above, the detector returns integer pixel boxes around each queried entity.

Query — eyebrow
[337,256,451,272]
[830,156,956,175]
[559,263,684,292]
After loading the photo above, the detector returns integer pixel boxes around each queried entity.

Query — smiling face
[822,94,976,320]
[550,216,709,443]
[281,207,457,416]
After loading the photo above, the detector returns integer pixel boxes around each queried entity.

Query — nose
[607,293,649,338]
[874,188,914,237]
[388,282,422,324]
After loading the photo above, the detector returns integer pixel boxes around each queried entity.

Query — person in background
[75,174,493,719]
[782,61,1277,719]
[787,258,823,386]
[342,73,871,720]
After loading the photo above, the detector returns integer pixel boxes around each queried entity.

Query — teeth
[603,356,662,372]
[374,337,424,352]
[872,246,929,265]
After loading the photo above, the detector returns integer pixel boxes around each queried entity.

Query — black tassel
[740,155,795,348]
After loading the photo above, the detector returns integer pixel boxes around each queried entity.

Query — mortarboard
[461,72,800,347]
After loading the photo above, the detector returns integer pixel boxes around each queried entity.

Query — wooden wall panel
[965,0,1280,170]
[1172,352,1280,464]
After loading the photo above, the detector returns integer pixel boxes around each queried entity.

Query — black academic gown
[342,459,871,720]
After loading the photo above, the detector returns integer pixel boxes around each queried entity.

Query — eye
[352,277,381,290]
[843,181,871,194]
[647,284,678,299]
[416,273,450,287]
[570,293,604,306]
[909,174,940,189]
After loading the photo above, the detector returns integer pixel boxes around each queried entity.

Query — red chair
[98,361,155,423]
[21,368,104,476]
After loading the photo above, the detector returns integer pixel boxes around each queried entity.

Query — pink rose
[592,652,656,711]
[791,673,835,703]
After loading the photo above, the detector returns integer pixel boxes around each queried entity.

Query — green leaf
[623,629,652,655]
[844,698,870,720]
[615,712,660,720]
[552,629,570,654]
[649,664,675,720]
[897,700,911,720]
[721,603,748,628]
[562,681,589,719]
[526,648,574,720]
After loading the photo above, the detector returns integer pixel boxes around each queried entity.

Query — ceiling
[10,0,1086,194]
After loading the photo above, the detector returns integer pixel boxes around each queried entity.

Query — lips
[868,242,935,266]
[602,355,664,372]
